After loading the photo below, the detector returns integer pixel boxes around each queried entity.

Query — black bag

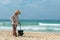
[18,22,24,36]
[18,30,24,36]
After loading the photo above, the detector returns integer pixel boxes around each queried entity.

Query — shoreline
[0,30,60,40]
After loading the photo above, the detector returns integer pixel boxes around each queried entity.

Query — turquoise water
[0,19,60,33]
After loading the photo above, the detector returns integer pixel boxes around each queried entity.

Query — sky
[0,0,60,20]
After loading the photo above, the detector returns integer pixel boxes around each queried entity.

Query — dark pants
[12,24,17,37]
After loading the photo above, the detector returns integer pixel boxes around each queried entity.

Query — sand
[0,30,60,40]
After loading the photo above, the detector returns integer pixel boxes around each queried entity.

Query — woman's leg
[12,24,17,37]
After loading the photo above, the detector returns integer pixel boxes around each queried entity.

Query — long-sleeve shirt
[10,14,18,25]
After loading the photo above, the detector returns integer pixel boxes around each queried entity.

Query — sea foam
[39,23,60,26]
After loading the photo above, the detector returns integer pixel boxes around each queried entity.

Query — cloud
[0,0,47,8]
[26,3,38,8]
[0,0,23,9]
[47,0,60,10]
[0,0,12,5]
[21,0,47,8]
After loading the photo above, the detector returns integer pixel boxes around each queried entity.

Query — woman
[10,10,21,37]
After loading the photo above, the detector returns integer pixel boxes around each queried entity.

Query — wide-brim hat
[15,10,21,14]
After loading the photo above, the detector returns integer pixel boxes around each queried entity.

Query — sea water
[0,19,60,33]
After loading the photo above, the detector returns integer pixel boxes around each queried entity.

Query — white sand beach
[0,30,60,40]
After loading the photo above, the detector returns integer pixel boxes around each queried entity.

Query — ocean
[0,19,60,33]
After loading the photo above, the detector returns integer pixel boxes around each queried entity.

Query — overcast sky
[0,0,60,20]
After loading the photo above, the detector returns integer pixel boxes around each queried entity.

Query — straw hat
[15,10,21,14]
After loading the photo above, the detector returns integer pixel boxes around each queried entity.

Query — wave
[0,22,11,25]
[0,22,60,31]
[39,23,60,26]
[0,26,46,30]
[0,26,60,31]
